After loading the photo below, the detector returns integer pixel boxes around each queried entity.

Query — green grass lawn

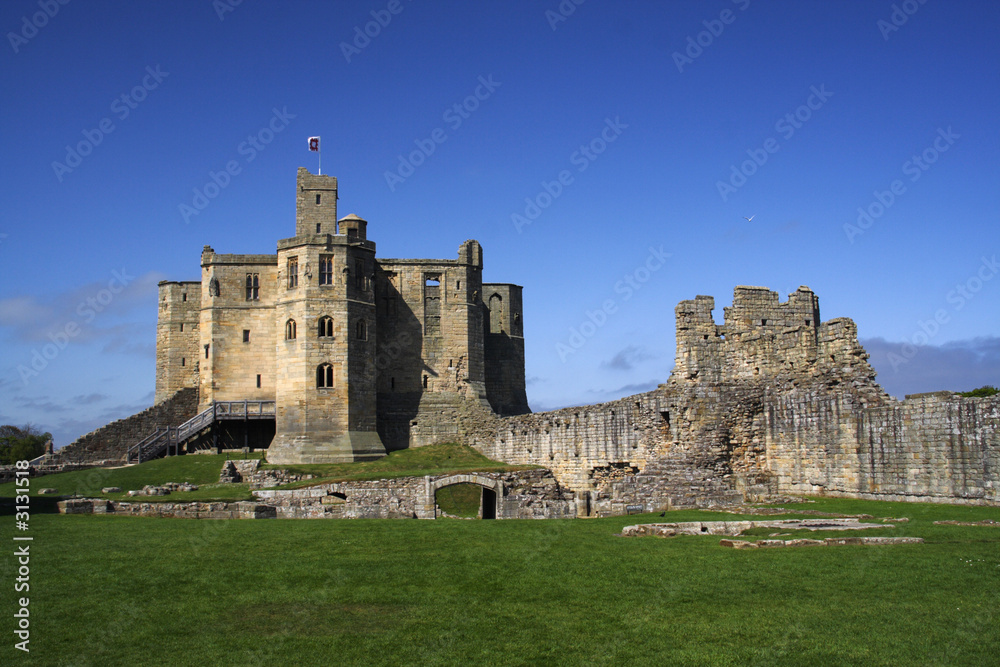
[1,496,997,665]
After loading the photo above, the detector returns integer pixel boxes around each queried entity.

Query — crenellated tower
[268,169,385,463]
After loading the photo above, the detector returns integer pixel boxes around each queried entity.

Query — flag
[308,136,320,152]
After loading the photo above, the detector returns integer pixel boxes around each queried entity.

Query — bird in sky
[743,215,755,222]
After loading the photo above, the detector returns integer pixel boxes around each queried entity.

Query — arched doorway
[430,474,503,519]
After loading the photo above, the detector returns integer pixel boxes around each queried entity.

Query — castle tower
[267,169,386,463]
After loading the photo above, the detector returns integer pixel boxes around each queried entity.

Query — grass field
[2,492,997,666]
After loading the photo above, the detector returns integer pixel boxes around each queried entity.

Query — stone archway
[430,474,503,519]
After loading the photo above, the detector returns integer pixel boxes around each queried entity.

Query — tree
[0,424,51,465]
[958,385,998,398]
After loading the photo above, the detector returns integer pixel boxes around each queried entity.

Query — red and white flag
[308,136,320,152]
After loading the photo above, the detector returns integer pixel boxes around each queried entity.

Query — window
[181,357,185,367]
[256,374,261,388]
[182,293,187,302]
[355,259,366,289]
[316,223,321,233]
[319,255,333,286]
[318,316,334,338]
[243,329,250,343]
[179,323,184,332]
[316,363,334,388]
[356,319,367,340]
[285,319,297,340]
[204,344,209,359]
[287,257,298,288]
[245,273,259,300]
[316,194,321,205]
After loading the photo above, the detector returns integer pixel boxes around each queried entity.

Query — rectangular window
[287,257,298,288]
[179,323,184,332]
[315,194,321,205]
[182,293,187,302]
[256,374,261,388]
[316,223,321,233]
[319,255,333,286]
[181,358,185,367]
[204,344,210,359]
[243,330,250,343]
[245,273,259,300]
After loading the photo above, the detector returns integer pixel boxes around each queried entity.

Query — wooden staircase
[126,400,275,463]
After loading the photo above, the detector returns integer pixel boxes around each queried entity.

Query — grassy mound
[269,442,538,488]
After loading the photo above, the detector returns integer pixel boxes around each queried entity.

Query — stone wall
[155,281,201,404]
[767,390,1000,504]
[52,388,199,463]
[199,248,279,409]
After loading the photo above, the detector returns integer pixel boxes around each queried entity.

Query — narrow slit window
[316,194,321,205]
[243,329,250,343]
[256,374,261,388]
[181,357,185,367]
[316,223,321,233]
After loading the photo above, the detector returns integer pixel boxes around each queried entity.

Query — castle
[52,168,998,511]
[154,168,529,463]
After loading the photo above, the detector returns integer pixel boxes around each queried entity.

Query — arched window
[316,363,334,388]
[318,316,334,338]
[285,319,296,340]
[355,319,367,340]
[489,293,503,333]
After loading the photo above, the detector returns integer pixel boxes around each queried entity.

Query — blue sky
[1,0,998,447]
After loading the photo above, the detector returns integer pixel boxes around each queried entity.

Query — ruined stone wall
[767,390,1000,504]
[252,469,575,519]
[483,283,530,416]
[467,286,997,510]
[155,281,201,404]
[52,388,198,463]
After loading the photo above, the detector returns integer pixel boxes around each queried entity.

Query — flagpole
[318,144,321,175]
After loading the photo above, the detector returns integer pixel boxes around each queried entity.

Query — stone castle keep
[53,168,999,512]
[155,167,528,463]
